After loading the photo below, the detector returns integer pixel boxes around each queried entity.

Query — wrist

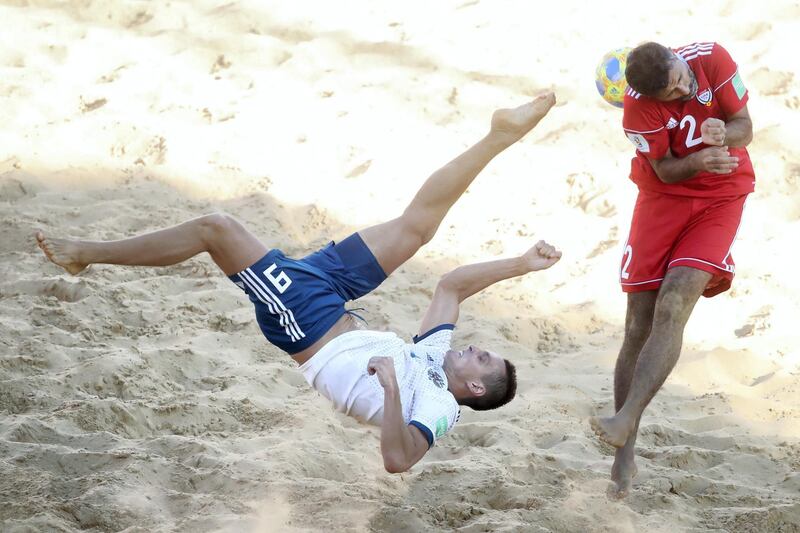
[687,151,703,173]
[515,255,532,274]
[383,381,399,397]
[483,131,516,151]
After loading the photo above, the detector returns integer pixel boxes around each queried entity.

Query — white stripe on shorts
[245,268,306,341]
[238,270,297,341]
[240,269,305,342]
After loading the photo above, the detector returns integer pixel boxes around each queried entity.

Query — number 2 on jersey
[621,244,633,280]
[264,263,292,293]
[680,115,703,148]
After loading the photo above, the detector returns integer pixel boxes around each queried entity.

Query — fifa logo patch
[435,417,448,437]
[696,88,713,106]
[626,132,650,153]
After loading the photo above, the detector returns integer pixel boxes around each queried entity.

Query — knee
[198,212,238,244]
[398,213,433,247]
[653,291,690,328]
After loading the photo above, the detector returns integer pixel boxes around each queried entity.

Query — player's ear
[468,380,486,397]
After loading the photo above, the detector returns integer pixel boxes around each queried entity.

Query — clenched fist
[693,146,739,174]
[367,356,399,392]
[522,240,562,272]
[701,118,726,146]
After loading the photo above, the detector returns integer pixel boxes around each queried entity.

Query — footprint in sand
[0,177,33,202]
[731,21,771,41]
[748,67,794,96]
[735,305,772,337]
[455,423,497,447]
[565,172,616,218]
[0,279,90,303]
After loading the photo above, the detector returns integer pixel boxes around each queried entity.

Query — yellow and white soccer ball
[595,48,632,108]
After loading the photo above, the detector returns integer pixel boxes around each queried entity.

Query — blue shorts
[229,233,387,354]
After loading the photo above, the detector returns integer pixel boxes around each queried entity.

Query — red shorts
[619,191,748,297]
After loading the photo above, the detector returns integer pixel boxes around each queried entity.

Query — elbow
[649,162,673,184]
[654,170,676,184]
[383,458,409,474]
[652,162,689,184]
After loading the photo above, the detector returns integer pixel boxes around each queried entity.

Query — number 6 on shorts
[264,263,292,293]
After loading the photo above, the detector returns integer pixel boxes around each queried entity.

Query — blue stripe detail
[409,421,434,448]
[413,323,455,344]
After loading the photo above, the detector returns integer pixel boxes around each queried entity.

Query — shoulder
[412,323,455,346]
[674,41,717,62]
[623,90,665,132]
[678,42,736,74]
[623,86,646,111]
[410,387,461,444]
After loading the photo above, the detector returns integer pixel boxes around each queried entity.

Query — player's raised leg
[608,291,657,499]
[36,213,267,277]
[590,267,711,448]
[359,91,556,276]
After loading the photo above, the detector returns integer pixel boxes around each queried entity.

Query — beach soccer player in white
[36,92,561,473]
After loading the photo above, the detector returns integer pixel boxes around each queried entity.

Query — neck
[444,363,466,400]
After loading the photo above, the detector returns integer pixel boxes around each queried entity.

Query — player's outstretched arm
[417,240,562,334]
[367,356,430,473]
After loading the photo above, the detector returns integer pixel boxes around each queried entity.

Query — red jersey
[622,42,755,197]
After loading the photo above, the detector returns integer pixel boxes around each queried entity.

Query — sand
[1,1,799,532]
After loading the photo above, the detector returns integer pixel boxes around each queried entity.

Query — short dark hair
[459,358,517,411]
[625,42,675,97]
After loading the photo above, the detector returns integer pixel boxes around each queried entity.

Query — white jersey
[299,325,461,446]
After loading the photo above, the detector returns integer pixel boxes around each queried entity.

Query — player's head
[626,42,698,101]
[444,345,517,411]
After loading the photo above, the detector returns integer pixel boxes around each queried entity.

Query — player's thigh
[357,217,424,276]
[668,195,748,275]
[620,192,691,291]
[204,213,268,275]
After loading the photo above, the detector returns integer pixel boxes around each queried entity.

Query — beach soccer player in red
[589,42,755,498]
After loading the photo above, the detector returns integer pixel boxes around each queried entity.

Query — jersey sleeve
[409,389,460,447]
[706,43,749,117]
[622,95,670,160]
[411,324,454,367]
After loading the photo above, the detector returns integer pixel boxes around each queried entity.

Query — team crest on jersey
[666,117,679,129]
[427,368,445,389]
[696,88,713,106]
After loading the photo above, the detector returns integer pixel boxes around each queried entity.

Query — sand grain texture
[1,1,799,532]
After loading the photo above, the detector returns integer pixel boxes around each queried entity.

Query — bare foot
[589,415,632,448]
[608,453,638,500]
[490,90,557,145]
[35,231,88,275]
